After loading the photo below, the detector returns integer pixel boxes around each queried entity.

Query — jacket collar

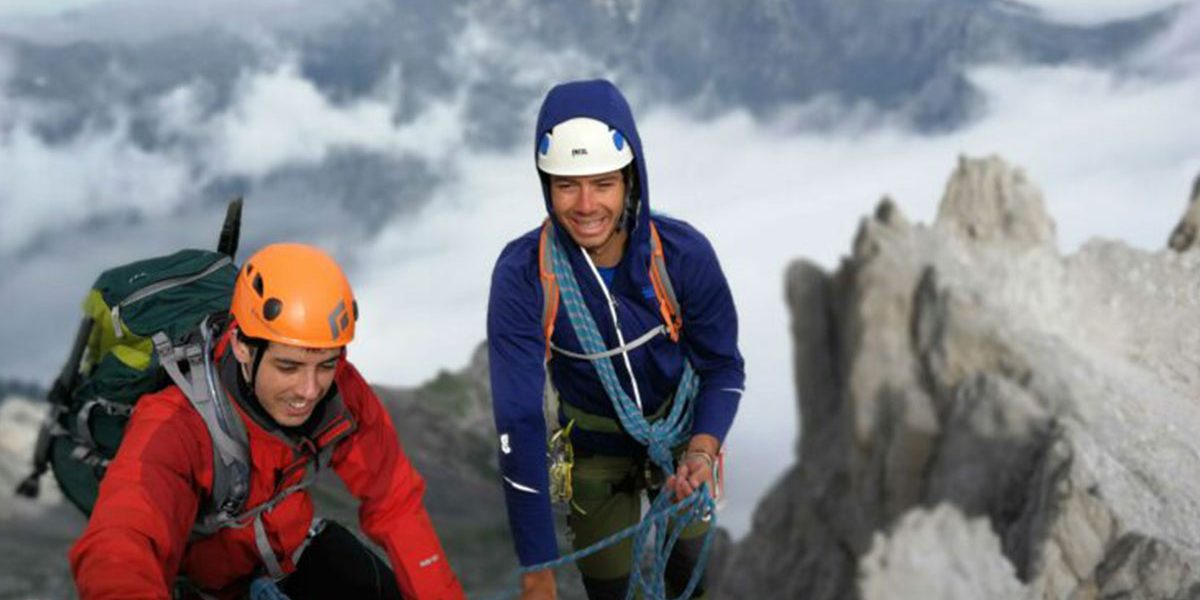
[215,334,355,453]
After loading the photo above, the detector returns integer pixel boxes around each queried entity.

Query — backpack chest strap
[189,440,337,540]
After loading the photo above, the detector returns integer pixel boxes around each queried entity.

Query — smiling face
[549,169,629,267]
[231,332,341,427]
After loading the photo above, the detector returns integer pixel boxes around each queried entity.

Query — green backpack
[17,200,253,526]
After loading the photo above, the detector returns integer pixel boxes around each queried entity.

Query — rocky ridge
[714,156,1200,599]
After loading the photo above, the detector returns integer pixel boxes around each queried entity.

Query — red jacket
[69,335,464,599]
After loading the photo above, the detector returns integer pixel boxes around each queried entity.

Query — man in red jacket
[69,243,465,600]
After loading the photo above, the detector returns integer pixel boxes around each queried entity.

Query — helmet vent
[263,298,283,321]
[253,274,264,297]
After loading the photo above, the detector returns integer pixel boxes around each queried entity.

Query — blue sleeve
[486,240,559,567]
[676,231,745,444]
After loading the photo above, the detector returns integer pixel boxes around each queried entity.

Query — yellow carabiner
[548,420,578,509]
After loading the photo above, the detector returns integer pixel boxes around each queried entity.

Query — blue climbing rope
[518,226,718,600]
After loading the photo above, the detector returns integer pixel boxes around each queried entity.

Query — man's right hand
[520,569,557,600]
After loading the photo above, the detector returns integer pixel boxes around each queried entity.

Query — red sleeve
[332,364,465,599]
[69,390,205,600]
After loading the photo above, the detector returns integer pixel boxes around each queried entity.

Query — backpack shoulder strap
[647,221,682,342]
[538,219,560,361]
[151,318,251,534]
[540,219,684,350]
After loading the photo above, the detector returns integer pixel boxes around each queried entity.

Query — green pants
[566,452,710,600]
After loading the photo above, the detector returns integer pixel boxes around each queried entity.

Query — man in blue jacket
[487,79,745,600]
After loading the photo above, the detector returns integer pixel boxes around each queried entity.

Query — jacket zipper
[111,256,232,339]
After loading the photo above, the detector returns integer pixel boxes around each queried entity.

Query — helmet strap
[249,342,267,390]
[235,329,269,394]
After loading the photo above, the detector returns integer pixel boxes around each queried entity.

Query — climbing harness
[519,222,718,600]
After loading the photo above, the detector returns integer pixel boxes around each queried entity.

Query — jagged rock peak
[713,155,1200,600]
[874,195,908,227]
[1167,171,1200,252]
[852,195,912,260]
[935,155,1056,250]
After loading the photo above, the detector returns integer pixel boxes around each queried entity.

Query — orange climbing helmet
[230,243,357,348]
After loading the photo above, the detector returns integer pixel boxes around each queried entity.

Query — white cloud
[0,56,470,254]
[1012,0,1188,26]
[204,62,466,179]
[0,117,191,252]
[351,156,545,381]
[347,57,1200,538]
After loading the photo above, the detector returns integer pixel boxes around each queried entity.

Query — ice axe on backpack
[14,317,92,499]
[15,197,244,500]
[218,197,243,259]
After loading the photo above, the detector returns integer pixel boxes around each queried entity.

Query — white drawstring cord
[579,246,644,412]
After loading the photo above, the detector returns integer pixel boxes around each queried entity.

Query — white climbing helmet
[537,117,634,177]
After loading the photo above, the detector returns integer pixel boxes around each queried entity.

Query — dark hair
[622,164,641,231]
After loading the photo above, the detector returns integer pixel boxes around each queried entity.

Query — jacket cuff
[690,387,741,444]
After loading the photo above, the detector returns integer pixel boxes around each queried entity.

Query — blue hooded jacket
[487,79,745,567]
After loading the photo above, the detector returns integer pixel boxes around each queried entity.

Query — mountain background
[1,0,1198,597]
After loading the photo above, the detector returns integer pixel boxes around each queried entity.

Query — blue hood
[534,79,652,274]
